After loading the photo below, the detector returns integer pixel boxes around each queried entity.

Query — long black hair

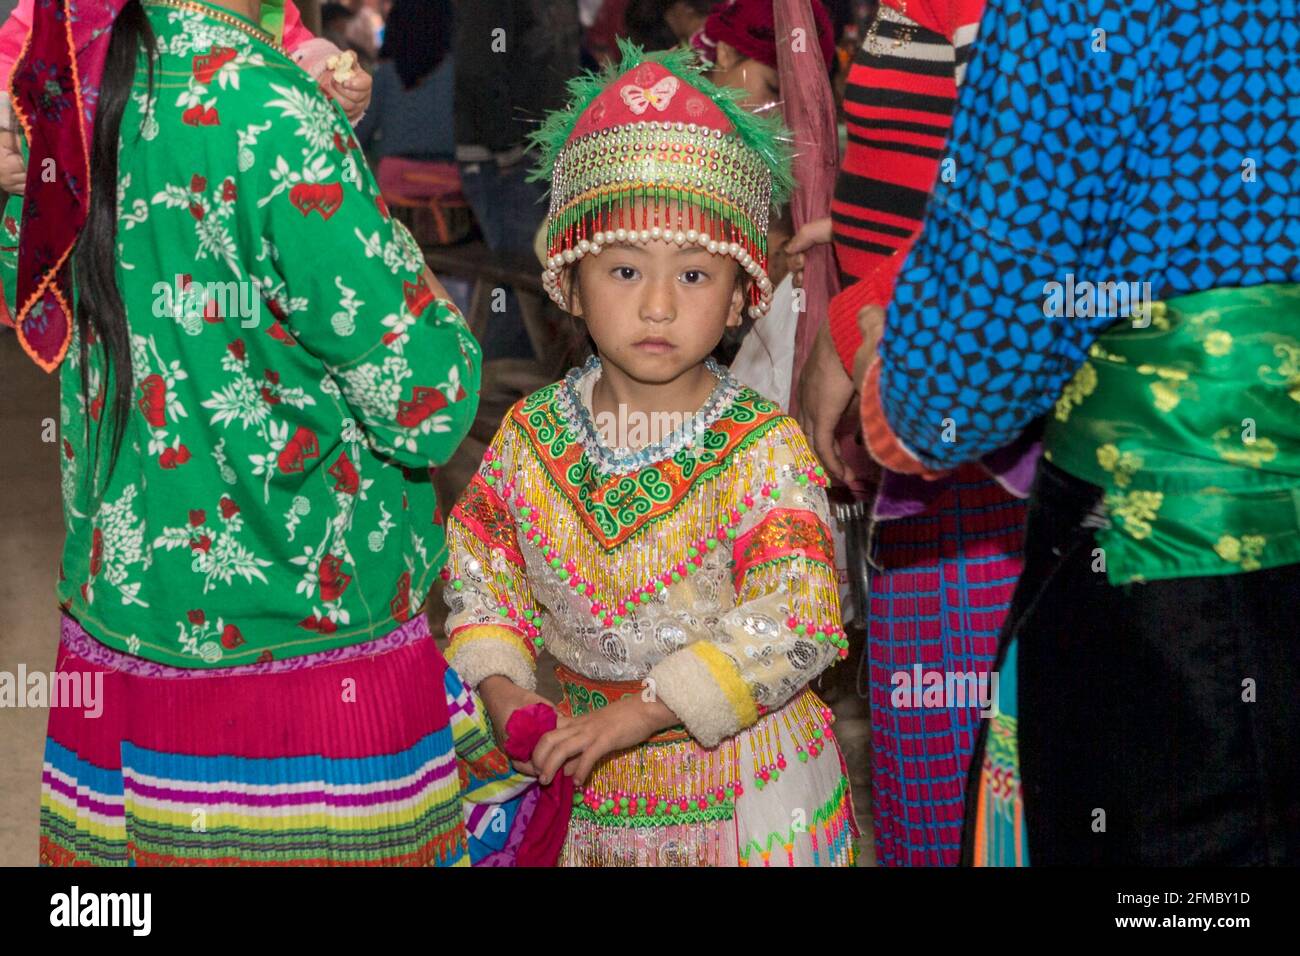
[378,0,453,90]
[72,0,156,499]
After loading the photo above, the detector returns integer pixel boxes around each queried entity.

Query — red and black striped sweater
[828,0,984,369]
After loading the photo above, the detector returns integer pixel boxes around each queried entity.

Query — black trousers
[968,460,1300,865]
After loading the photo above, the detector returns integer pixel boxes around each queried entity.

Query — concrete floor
[0,330,64,866]
[0,332,873,866]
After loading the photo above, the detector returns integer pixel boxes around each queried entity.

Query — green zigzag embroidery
[570,803,736,828]
[738,774,855,862]
[512,387,791,550]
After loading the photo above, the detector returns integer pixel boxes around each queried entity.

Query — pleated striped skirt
[865,466,1026,866]
[40,611,536,866]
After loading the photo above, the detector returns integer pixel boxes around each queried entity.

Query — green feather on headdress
[527,38,795,209]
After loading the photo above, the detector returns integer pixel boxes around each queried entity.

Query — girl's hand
[0,127,26,196]
[852,304,887,390]
[477,675,563,777]
[530,696,679,786]
[783,216,833,290]
[797,322,858,483]
[320,68,373,125]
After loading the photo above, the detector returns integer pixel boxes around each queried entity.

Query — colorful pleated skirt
[865,466,1025,866]
[40,612,536,866]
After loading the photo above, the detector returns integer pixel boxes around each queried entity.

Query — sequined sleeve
[648,417,847,748]
[442,415,543,691]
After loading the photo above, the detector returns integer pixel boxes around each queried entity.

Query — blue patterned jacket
[862,0,1300,474]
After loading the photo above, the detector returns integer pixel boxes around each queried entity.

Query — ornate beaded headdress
[530,40,793,320]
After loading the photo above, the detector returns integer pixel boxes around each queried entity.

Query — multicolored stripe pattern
[40,613,535,867]
[969,637,1027,867]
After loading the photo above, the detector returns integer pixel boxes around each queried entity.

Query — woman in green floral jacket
[1,0,536,866]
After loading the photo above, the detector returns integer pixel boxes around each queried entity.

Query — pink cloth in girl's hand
[504,703,573,867]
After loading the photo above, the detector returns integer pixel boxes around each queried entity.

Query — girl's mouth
[634,338,676,354]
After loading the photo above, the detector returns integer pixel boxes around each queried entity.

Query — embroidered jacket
[442,359,848,749]
[0,0,480,666]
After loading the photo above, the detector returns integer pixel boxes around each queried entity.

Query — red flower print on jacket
[276,426,320,473]
[288,182,344,220]
[159,444,192,469]
[221,623,245,649]
[318,555,352,602]
[266,319,297,346]
[192,47,237,84]
[396,386,448,427]
[298,614,338,635]
[258,364,279,403]
[219,496,240,520]
[181,104,220,126]
[390,570,412,622]
[328,452,360,495]
[89,528,103,576]
[137,374,167,427]
[403,278,434,318]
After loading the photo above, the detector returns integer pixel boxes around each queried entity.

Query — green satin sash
[1044,284,1300,584]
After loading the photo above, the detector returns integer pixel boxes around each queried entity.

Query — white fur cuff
[446,629,537,692]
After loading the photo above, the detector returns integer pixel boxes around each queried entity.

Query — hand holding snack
[319,50,372,124]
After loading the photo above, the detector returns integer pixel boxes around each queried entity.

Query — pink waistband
[58,612,432,680]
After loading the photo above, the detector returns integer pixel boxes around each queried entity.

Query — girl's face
[568,239,746,386]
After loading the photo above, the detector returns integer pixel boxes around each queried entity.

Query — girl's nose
[640,276,676,323]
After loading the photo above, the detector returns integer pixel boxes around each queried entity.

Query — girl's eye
[681,269,707,284]
[612,266,639,281]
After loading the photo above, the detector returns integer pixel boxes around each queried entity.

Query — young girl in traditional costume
[1,0,535,866]
[441,42,859,867]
